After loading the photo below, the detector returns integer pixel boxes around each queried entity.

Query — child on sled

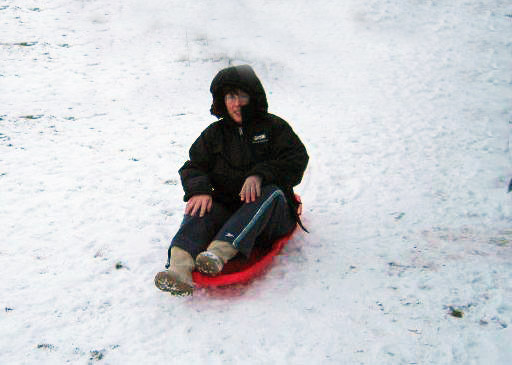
[155,65,308,295]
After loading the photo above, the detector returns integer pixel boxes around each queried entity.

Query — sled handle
[295,194,302,216]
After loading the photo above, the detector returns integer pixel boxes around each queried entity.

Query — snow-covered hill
[1,0,511,363]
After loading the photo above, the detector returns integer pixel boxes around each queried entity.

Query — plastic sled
[192,196,302,288]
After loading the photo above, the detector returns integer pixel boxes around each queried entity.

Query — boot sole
[154,271,193,296]
[195,252,223,276]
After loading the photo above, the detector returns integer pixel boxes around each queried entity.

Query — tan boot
[195,240,238,276]
[154,247,195,296]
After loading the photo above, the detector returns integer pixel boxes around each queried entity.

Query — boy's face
[224,89,250,123]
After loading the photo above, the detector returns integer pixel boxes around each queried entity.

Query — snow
[1,0,511,363]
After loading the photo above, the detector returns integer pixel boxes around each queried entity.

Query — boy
[155,65,308,295]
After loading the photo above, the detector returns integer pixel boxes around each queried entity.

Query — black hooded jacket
[178,65,309,229]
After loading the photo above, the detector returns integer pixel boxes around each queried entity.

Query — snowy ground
[1,0,511,363]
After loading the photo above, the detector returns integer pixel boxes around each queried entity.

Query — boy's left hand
[240,175,262,203]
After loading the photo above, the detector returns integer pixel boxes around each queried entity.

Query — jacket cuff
[183,176,213,201]
[183,188,214,202]
[245,167,272,185]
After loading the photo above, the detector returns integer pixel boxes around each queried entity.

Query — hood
[210,65,268,119]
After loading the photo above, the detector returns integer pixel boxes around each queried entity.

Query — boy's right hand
[185,194,212,217]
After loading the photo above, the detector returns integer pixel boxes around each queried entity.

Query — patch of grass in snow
[392,212,405,221]
[115,261,128,270]
[489,230,512,246]
[449,307,464,318]
[164,179,178,185]
[89,349,105,361]
[15,42,38,47]
[20,115,43,120]
[37,343,56,350]
[445,303,477,318]
[489,237,509,246]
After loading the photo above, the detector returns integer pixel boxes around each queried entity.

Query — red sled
[192,196,302,288]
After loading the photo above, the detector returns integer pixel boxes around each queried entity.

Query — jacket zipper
[238,126,251,171]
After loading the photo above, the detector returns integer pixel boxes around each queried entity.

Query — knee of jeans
[261,184,281,195]
[261,184,284,198]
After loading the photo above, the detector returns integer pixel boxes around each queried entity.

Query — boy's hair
[222,85,248,97]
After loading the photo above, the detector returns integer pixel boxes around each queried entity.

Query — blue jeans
[166,185,296,267]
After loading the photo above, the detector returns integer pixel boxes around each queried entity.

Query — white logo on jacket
[252,134,269,143]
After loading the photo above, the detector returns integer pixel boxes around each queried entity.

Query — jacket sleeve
[179,129,215,201]
[246,119,308,187]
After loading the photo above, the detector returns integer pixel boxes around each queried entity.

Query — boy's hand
[240,175,262,203]
[185,194,212,217]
